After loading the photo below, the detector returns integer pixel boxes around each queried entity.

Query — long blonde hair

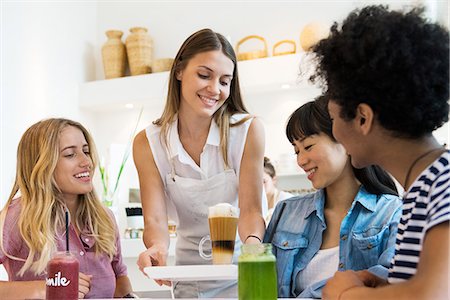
[0,118,116,276]
[154,28,251,167]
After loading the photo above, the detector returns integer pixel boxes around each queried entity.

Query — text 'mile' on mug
[199,203,239,264]
[46,251,79,300]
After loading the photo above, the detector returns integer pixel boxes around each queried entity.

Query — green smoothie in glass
[238,243,277,300]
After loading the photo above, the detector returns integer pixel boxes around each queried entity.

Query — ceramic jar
[299,22,329,51]
[125,27,153,75]
[101,30,127,79]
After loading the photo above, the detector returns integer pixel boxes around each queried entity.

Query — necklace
[403,147,446,189]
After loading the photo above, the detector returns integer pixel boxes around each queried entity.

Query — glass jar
[238,243,277,300]
[45,251,79,300]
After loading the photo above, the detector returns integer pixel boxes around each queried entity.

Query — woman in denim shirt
[264,96,402,298]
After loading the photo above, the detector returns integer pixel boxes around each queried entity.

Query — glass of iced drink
[238,243,277,300]
[168,220,177,237]
[45,251,79,300]
[199,203,239,264]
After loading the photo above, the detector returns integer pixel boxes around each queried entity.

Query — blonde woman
[0,118,133,299]
[134,28,266,298]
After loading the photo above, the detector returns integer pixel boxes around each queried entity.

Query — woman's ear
[356,103,374,135]
[175,70,182,81]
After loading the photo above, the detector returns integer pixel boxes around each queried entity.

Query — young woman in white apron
[134,29,266,298]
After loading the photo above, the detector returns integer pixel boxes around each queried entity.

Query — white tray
[144,264,237,281]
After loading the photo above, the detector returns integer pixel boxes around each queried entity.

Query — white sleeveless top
[295,246,339,294]
[146,114,267,264]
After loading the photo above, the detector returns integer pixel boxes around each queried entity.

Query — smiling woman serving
[133,28,266,298]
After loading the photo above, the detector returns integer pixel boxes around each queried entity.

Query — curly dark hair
[311,5,449,138]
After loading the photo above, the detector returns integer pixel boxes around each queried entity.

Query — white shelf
[79,54,314,112]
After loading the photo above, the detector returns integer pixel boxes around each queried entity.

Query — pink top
[0,198,128,299]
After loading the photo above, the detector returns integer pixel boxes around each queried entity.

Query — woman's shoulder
[377,192,402,204]
[143,122,162,136]
[424,149,449,185]
[274,191,319,214]
[230,113,251,123]
[1,198,23,239]
[278,190,295,201]
[371,192,403,215]
[266,193,320,240]
[359,186,402,205]
[3,198,22,220]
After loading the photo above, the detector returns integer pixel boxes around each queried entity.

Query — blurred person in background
[263,156,294,223]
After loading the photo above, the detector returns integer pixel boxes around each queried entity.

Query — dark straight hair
[286,95,398,196]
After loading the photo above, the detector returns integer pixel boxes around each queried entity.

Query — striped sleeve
[425,158,450,232]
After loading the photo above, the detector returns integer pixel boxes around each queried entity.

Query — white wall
[1,2,98,205]
[1,0,449,208]
[88,0,449,197]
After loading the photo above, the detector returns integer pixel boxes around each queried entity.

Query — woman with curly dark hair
[312,5,449,300]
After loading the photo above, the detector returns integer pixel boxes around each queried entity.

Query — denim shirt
[263,186,402,298]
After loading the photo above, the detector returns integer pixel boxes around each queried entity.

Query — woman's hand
[78,272,92,299]
[355,270,388,288]
[323,270,364,300]
[137,244,171,286]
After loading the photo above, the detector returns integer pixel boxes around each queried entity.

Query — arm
[114,275,133,298]
[0,280,45,299]
[238,118,266,244]
[133,131,170,276]
[0,274,93,299]
[109,213,133,298]
[323,222,449,300]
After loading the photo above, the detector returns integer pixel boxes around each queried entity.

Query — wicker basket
[125,27,153,75]
[152,58,174,73]
[101,30,127,79]
[272,40,297,56]
[236,35,268,61]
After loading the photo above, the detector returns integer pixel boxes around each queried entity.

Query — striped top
[388,150,450,283]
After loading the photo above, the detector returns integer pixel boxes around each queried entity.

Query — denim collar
[305,186,377,222]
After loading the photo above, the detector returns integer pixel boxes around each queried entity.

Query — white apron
[166,164,240,298]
